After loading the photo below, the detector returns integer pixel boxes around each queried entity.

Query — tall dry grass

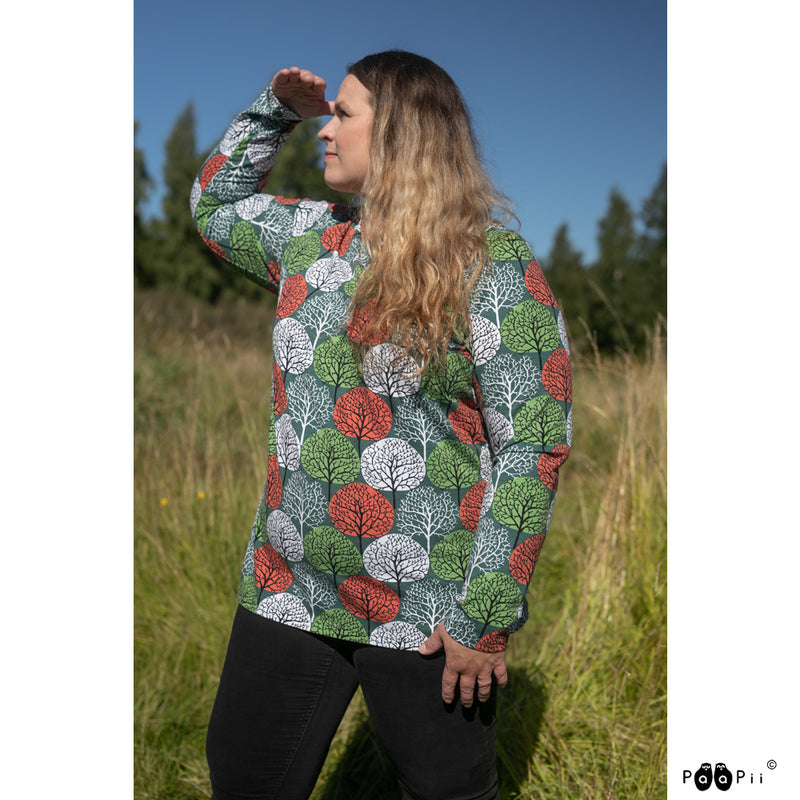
[134,289,666,799]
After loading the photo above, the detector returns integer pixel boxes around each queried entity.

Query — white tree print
[305,253,354,292]
[461,519,513,597]
[291,562,340,616]
[362,344,422,404]
[480,352,541,418]
[469,314,501,366]
[401,579,460,636]
[395,485,460,549]
[291,201,326,236]
[203,204,237,244]
[285,373,334,443]
[392,394,450,460]
[483,406,514,453]
[281,472,328,534]
[471,261,526,325]
[295,292,350,350]
[273,318,313,375]
[494,447,541,486]
[360,438,426,500]
[233,200,293,261]
[369,621,426,650]
[362,534,429,592]
[256,593,311,630]
[557,310,571,355]
[266,509,304,562]
[275,414,301,471]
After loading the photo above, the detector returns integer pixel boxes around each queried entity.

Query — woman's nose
[318,119,334,141]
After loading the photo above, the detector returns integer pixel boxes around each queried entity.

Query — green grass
[134,288,666,799]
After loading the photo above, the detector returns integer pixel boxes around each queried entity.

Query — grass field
[134,288,666,799]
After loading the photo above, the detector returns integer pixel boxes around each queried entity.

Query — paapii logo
[683,762,772,791]
[687,763,733,791]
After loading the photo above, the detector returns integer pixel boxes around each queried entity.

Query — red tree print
[541,349,572,404]
[476,628,509,653]
[333,388,393,450]
[346,300,387,346]
[266,455,283,509]
[199,153,229,190]
[275,196,301,204]
[267,260,281,285]
[201,236,227,260]
[276,273,307,319]
[338,575,399,628]
[509,533,546,586]
[537,444,570,491]
[272,362,287,415]
[321,222,355,255]
[329,483,394,549]
[254,543,293,594]
[472,377,483,411]
[524,260,558,308]
[460,481,487,532]
[449,400,485,446]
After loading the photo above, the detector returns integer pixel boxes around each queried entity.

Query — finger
[493,663,509,689]
[441,664,458,705]
[476,675,493,703]
[325,100,335,115]
[459,674,476,708]
[419,627,443,655]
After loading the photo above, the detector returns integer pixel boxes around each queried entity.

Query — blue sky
[134,0,666,264]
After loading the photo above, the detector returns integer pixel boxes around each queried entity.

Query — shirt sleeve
[189,85,311,293]
[443,229,572,651]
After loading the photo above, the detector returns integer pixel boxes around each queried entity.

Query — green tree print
[500,300,561,369]
[313,335,362,399]
[486,229,534,274]
[421,352,474,410]
[300,428,361,498]
[304,526,363,586]
[426,440,481,502]
[462,572,523,636]
[311,608,369,643]
[491,476,551,547]
[284,230,321,274]
[514,395,567,448]
[430,529,476,582]
[230,219,268,279]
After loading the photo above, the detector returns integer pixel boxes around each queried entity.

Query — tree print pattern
[339,575,400,631]
[328,482,394,551]
[194,84,571,651]
[333,387,393,453]
[362,534,429,598]
[304,525,363,586]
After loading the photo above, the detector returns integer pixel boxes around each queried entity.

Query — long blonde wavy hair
[346,51,513,370]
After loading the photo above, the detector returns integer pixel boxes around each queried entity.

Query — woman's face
[318,74,374,194]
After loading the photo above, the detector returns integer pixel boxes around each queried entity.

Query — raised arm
[190,69,334,291]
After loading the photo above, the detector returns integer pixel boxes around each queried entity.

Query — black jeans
[206,605,500,800]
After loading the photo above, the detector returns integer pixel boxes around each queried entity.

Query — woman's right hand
[271,67,334,119]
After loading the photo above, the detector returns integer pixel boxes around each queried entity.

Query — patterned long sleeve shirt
[190,85,572,652]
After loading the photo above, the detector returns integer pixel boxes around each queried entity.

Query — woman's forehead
[335,74,372,106]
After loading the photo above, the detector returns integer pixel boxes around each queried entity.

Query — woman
[191,50,572,800]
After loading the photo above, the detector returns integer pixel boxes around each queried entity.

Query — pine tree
[587,189,639,351]
[134,121,155,286]
[637,163,667,339]
[150,103,233,301]
[543,223,588,348]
